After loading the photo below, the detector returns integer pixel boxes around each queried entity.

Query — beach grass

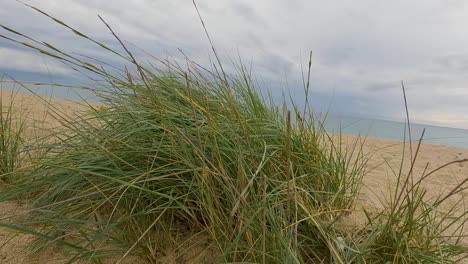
[0,4,467,263]
[0,90,25,183]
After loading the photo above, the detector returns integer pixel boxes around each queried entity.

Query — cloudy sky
[1,0,468,128]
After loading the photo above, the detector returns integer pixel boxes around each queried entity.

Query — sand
[1,90,467,263]
[353,135,468,209]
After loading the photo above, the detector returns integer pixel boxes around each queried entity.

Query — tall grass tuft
[0,5,366,263]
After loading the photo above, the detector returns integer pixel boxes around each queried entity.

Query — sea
[322,114,468,149]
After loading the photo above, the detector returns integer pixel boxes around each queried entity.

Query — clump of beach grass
[0,3,467,263]
[0,5,366,263]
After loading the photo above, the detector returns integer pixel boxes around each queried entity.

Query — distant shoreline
[323,114,468,149]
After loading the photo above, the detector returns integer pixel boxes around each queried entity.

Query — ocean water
[322,114,468,149]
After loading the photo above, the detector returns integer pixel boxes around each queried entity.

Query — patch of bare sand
[1,90,91,139]
[348,135,468,210]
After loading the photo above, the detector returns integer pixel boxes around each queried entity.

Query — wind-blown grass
[0,90,25,182]
[0,3,467,263]
[0,6,366,263]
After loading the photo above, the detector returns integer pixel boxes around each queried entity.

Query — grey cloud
[363,82,398,92]
[230,2,267,28]
[259,53,295,75]
[244,32,265,50]
[431,54,468,73]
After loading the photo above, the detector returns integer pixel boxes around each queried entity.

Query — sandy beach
[356,135,468,210]
[1,90,467,263]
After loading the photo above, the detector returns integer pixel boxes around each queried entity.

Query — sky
[1,0,468,128]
